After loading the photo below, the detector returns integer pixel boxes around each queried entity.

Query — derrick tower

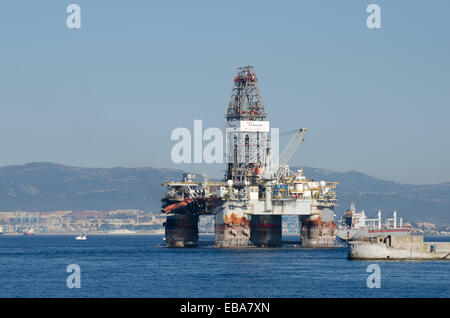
[225,66,269,185]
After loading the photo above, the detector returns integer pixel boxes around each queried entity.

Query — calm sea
[0,235,448,298]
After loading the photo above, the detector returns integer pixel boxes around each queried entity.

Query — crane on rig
[273,128,307,183]
[279,128,307,166]
[236,128,307,183]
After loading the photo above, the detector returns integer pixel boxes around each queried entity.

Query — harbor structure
[161,66,338,248]
[348,235,450,260]
[14,212,40,234]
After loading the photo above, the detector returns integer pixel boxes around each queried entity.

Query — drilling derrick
[225,66,268,185]
[215,66,271,247]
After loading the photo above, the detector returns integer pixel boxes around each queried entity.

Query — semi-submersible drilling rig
[161,66,338,248]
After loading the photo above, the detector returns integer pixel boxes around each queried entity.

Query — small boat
[75,233,87,240]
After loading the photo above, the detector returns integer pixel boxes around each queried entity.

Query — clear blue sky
[0,0,449,184]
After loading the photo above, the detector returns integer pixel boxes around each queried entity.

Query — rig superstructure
[161,66,338,247]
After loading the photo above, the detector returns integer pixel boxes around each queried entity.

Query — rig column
[215,204,250,247]
[164,214,199,247]
[249,215,282,247]
[300,208,337,248]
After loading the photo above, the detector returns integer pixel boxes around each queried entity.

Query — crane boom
[272,128,307,183]
[279,128,307,166]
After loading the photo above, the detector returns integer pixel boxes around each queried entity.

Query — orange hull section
[163,198,193,214]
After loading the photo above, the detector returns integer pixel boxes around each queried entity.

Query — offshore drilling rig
[161,66,338,248]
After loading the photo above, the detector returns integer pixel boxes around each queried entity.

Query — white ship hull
[337,227,411,242]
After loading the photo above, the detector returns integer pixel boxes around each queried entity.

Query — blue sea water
[0,235,448,298]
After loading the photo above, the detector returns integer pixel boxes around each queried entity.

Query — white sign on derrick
[226,121,270,132]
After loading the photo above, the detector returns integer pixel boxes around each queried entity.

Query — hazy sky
[0,0,449,184]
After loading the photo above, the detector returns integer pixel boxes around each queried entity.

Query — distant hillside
[0,163,448,224]
[296,167,450,225]
[0,162,183,212]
